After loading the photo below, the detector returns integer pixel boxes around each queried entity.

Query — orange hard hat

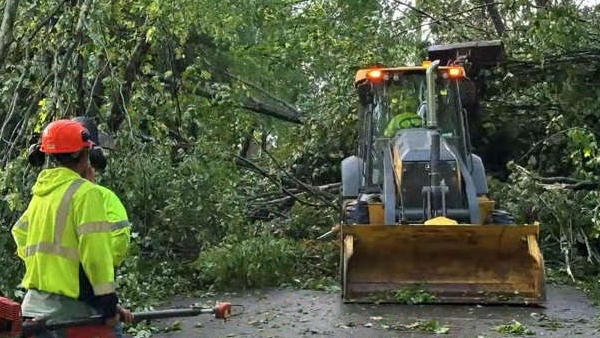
[40,119,93,154]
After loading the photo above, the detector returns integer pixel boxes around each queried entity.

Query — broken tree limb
[224,70,300,115]
[261,147,338,202]
[253,183,340,206]
[235,155,329,208]
[236,155,339,209]
[317,224,341,240]
[241,97,302,124]
[178,81,302,124]
[512,163,599,191]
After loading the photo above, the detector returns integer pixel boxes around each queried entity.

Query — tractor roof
[355,65,464,85]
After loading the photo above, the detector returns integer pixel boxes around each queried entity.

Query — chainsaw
[0,296,233,338]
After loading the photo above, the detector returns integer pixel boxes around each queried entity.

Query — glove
[89,293,119,320]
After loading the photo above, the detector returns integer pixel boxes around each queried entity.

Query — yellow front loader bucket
[340,223,545,304]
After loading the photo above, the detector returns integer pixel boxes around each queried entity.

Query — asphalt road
[149,285,598,338]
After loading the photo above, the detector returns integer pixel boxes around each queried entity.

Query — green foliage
[193,236,299,289]
[489,165,600,284]
[99,135,246,259]
[393,287,436,304]
[0,228,24,298]
[115,239,195,309]
[493,320,535,335]
[581,273,600,306]
[192,236,337,290]
[390,320,450,334]
[298,276,340,292]
[280,200,337,239]
[0,155,35,297]
[416,320,450,334]
[1,0,600,313]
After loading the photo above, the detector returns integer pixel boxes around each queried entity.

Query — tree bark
[108,36,151,132]
[241,97,302,124]
[0,0,20,67]
[479,0,505,37]
[239,128,255,158]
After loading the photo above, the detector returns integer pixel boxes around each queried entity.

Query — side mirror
[357,82,373,106]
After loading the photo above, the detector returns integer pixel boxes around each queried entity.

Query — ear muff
[82,130,91,143]
[28,144,46,167]
[72,116,100,145]
[89,146,107,171]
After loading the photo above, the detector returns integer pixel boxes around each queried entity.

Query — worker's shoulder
[73,180,114,199]
[93,183,116,195]
[92,183,124,204]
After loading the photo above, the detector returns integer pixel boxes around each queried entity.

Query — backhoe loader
[339,41,545,304]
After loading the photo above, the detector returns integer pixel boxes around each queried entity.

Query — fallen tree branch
[253,183,340,206]
[578,227,600,264]
[240,97,302,124]
[511,163,599,191]
[262,146,337,202]
[235,155,333,208]
[178,80,303,124]
[516,127,598,165]
[224,70,301,116]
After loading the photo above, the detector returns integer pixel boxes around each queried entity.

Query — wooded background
[1,0,600,305]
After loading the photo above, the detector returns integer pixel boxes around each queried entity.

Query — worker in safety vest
[383,89,424,137]
[72,116,131,268]
[28,117,132,269]
[13,119,131,337]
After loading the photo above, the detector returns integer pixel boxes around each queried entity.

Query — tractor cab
[356,66,468,141]
[354,65,474,217]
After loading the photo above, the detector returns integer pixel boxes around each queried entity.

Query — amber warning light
[366,69,383,80]
[448,67,463,78]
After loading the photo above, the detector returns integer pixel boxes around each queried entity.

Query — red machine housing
[1,296,113,338]
[0,297,22,337]
[65,326,114,338]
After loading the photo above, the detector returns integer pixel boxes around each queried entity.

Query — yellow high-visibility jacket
[384,112,423,137]
[96,185,131,267]
[12,167,115,299]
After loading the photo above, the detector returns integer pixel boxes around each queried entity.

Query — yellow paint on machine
[340,223,545,304]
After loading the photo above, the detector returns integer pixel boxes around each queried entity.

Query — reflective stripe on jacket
[96,185,131,267]
[12,167,115,299]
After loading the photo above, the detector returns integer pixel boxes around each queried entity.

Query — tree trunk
[479,0,505,37]
[108,36,151,132]
[0,0,20,67]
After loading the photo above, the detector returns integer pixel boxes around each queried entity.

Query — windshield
[371,72,464,139]
[355,69,470,188]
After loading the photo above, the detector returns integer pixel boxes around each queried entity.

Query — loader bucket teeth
[340,224,545,304]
